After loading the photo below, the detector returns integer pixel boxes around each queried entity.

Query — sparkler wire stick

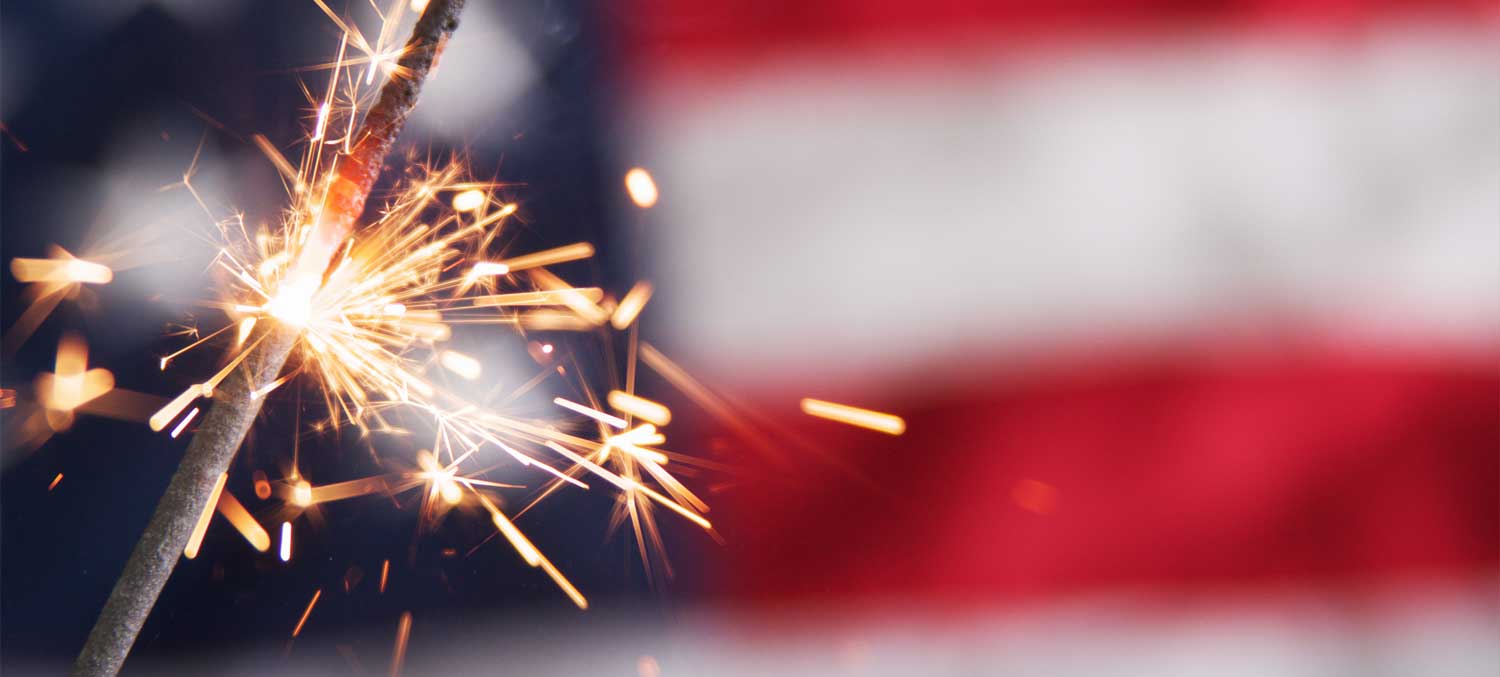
[73,3,467,674]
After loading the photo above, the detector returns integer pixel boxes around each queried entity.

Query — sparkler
[0,0,917,673]
[73,2,468,674]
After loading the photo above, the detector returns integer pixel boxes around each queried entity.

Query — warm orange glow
[800,398,906,435]
[380,559,390,593]
[48,473,63,491]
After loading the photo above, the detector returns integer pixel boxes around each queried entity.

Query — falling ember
[379,559,390,594]
[390,611,413,677]
[800,398,906,435]
[291,589,322,637]
[280,522,293,562]
[183,473,228,559]
[624,167,659,208]
[48,473,64,491]
[252,470,272,500]
[168,407,200,439]
[608,390,671,426]
[610,281,653,330]
[451,188,486,212]
[438,350,481,380]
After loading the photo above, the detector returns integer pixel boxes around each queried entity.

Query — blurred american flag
[605,1,1500,673]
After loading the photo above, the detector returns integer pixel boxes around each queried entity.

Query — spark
[150,385,204,432]
[496,242,595,273]
[554,397,627,429]
[217,490,271,552]
[800,398,906,435]
[183,472,228,559]
[235,318,257,348]
[624,168,658,208]
[292,480,313,507]
[253,470,272,500]
[35,333,115,431]
[10,255,113,284]
[610,281,653,329]
[451,188,485,212]
[48,473,64,491]
[131,7,734,614]
[168,407,200,438]
[379,559,390,593]
[465,261,510,280]
[438,350,481,380]
[390,611,413,677]
[608,390,671,427]
[291,589,322,637]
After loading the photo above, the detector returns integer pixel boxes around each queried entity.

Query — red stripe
[615,0,1500,78]
[707,348,1499,606]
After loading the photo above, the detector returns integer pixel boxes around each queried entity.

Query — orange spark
[607,390,671,426]
[610,281,653,329]
[390,611,413,677]
[292,589,322,637]
[800,398,906,435]
[183,472,228,559]
[451,189,485,212]
[624,168,658,208]
[438,350,481,380]
[217,490,271,552]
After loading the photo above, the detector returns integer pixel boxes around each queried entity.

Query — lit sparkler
[2,1,913,673]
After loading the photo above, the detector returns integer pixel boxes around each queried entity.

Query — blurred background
[2,0,1497,675]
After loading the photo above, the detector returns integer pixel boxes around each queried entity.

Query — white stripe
[623,29,1500,383]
